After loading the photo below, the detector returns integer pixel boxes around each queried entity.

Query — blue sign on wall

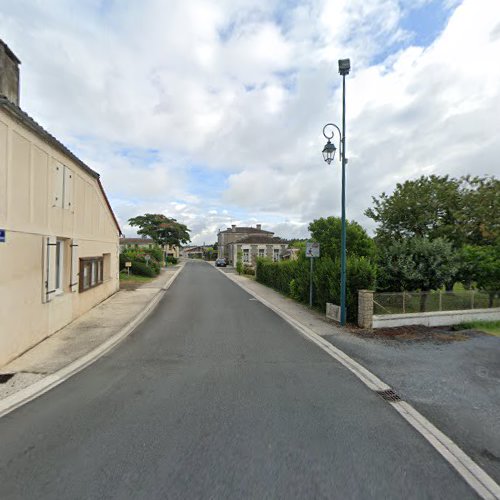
[0,229,5,243]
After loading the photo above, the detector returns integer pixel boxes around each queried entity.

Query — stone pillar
[358,290,374,329]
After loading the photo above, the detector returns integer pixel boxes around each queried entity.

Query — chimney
[231,224,236,232]
[256,224,262,230]
[0,40,21,105]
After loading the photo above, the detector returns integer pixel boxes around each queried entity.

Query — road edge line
[220,271,500,500]
[0,264,185,419]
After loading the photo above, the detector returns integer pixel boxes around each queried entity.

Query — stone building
[217,224,288,265]
[0,40,121,366]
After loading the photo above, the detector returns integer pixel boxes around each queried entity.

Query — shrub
[243,265,255,276]
[166,256,178,264]
[256,255,376,323]
[131,261,157,277]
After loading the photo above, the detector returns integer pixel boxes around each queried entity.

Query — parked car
[215,258,227,267]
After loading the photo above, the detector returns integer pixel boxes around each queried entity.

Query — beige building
[119,237,180,259]
[217,225,288,265]
[0,40,121,367]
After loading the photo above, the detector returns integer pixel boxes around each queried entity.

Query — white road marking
[220,270,500,500]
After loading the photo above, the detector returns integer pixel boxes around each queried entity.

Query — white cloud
[1,0,498,244]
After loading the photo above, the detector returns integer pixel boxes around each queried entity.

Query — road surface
[0,261,475,499]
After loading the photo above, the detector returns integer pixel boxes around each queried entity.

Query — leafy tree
[459,244,500,307]
[457,176,499,246]
[365,175,462,245]
[308,217,376,260]
[377,237,458,309]
[365,174,499,247]
[128,214,191,247]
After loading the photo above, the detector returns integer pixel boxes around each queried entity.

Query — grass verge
[119,272,155,284]
[454,320,500,337]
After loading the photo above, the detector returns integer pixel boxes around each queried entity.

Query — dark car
[215,258,227,267]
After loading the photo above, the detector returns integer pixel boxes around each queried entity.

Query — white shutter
[42,236,57,302]
[53,162,64,208]
[63,167,74,210]
[70,239,79,292]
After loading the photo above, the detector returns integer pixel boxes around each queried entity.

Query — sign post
[125,261,132,276]
[306,242,320,307]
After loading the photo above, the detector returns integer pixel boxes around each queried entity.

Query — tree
[458,244,500,307]
[365,174,499,247]
[377,237,458,309]
[365,175,462,246]
[128,214,191,247]
[457,176,499,246]
[308,217,376,260]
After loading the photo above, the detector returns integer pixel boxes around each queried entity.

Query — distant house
[182,246,205,259]
[217,224,288,265]
[0,40,121,366]
[119,237,179,259]
[281,248,300,260]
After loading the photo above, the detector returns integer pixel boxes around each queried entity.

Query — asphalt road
[0,261,476,499]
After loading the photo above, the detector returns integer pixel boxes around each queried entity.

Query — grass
[455,320,500,337]
[119,271,155,284]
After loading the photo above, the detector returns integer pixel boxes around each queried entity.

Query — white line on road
[220,270,500,500]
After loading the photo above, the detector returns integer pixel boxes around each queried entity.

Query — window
[79,257,103,292]
[273,248,280,262]
[54,239,65,294]
[258,249,265,258]
[243,249,250,263]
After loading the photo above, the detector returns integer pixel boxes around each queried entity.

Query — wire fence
[373,290,500,315]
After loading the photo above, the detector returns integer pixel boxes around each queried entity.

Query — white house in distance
[0,40,121,367]
[217,224,288,265]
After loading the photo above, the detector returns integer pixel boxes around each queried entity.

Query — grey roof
[220,226,273,234]
[0,95,122,235]
[233,235,288,244]
[0,39,21,64]
[0,95,99,180]
[120,237,154,244]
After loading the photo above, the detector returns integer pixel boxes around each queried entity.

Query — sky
[1,0,499,244]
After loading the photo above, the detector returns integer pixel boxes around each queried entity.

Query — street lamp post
[322,58,350,326]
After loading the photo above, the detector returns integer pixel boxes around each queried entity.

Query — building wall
[0,110,120,366]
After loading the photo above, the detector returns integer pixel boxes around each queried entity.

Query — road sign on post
[306,242,320,307]
[306,242,320,258]
[0,229,5,243]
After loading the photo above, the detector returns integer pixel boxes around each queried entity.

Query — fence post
[439,290,442,312]
[402,291,406,314]
[471,290,475,309]
[358,290,374,329]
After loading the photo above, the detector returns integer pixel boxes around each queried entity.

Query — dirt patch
[119,282,141,291]
[347,324,486,343]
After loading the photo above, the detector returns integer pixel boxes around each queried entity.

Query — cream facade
[0,42,121,366]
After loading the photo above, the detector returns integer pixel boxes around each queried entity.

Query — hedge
[256,255,376,323]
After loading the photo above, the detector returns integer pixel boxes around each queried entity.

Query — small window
[54,239,65,294]
[273,248,280,262]
[79,256,104,292]
[243,249,250,262]
[258,249,265,258]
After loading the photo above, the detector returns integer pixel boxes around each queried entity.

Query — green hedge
[131,261,157,277]
[166,256,178,264]
[256,255,376,323]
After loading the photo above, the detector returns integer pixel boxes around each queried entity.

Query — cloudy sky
[1,0,499,244]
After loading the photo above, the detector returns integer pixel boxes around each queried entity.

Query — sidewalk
[0,264,184,407]
[223,271,500,488]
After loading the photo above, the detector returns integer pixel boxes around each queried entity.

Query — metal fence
[373,290,500,315]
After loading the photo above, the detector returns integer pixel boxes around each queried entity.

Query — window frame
[54,239,65,295]
[79,256,104,292]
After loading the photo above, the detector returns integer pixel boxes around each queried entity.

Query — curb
[220,271,500,500]
[0,264,185,419]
